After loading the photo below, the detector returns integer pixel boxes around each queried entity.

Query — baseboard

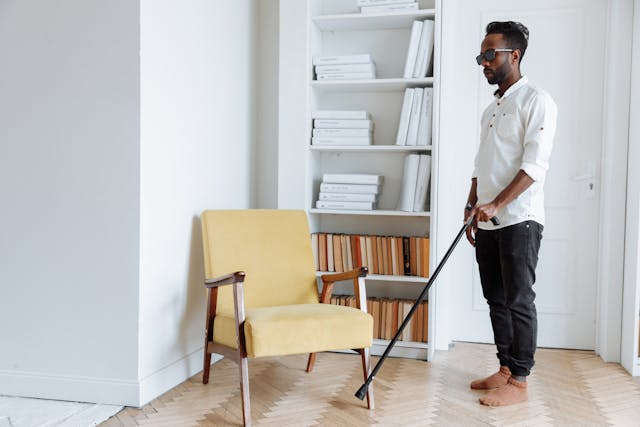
[0,349,224,407]
[138,347,223,407]
[0,369,139,406]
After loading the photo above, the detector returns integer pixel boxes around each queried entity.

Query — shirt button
[497,102,501,106]
[489,124,493,127]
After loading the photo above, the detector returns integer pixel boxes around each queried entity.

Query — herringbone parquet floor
[101,342,640,426]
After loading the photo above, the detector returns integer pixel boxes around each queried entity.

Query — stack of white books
[403,20,435,78]
[313,54,376,80]
[395,87,433,146]
[312,111,373,146]
[358,0,420,14]
[316,174,383,210]
[396,154,431,212]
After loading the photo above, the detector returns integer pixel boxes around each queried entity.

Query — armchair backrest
[201,210,320,314]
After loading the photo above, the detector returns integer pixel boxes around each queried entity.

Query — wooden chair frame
[203,267,374,426]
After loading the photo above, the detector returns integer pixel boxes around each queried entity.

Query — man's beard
[484,63,509,85]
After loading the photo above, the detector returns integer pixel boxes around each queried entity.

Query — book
[319,192,377,202]
[316,200,375,210]
[313,54,373,66]
[416,88,433,145]
[406,87,424,146]
[317,72,376,80]
[412,155,432,212]
[311,233,319,270]
[390,237,399,275]
[322,173,383,185]
[420,237,430,277]
[311,110,370,120]
[313,128,371,137]
[311,136,372,146]
[327,233,334,272]
[410,237,418,276]
[422,301,429,342]
[403,21,423,79]
[403,237,411,275]
[368,236,376,274]
[342,234,351,272]
[314,119,373,130]
[333,234,343,273]
[395,88,414,145]
[396,154,420,211]
[320,183,380,194]
[358,235,367,269]
[315,63,376,75]
[361,3,419,14]
[318,233,327,272]
[402,300,413,342]
[413,20,435,78]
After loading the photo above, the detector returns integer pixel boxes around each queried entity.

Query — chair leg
[203,350,212,384]
[360,348,374,409]
[306,352,317,373]
[239,355,251,426]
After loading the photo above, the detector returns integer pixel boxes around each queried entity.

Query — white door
[443,0,606,349]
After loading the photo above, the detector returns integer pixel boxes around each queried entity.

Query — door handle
[572,173,594,181]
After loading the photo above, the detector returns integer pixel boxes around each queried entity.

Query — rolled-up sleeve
[521,91,557,182]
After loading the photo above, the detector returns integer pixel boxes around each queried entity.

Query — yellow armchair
[200,209,374,426]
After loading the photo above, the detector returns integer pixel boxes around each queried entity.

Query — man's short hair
[486,21,529,62]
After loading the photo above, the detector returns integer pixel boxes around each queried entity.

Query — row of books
[316,174,382,211]
[396,87,432,146]
[403,20,434,79]
[397,154,431,212]
[331,294,428,343]
[311,233,430,277]
[358,0,421,15]
[311,110,373,146]
[313,54,376,81]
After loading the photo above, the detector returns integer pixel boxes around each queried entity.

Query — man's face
[479,33,515,85]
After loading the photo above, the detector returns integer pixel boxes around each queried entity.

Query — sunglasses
[476,48,514,65]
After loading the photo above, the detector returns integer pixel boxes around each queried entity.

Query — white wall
[0,0,141,403]
[255,0,280,208]
[278,0,309,209]
[138,0,260,405]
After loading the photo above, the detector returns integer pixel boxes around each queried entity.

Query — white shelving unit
[307,0,440,361]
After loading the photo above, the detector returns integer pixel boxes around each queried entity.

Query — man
[464,21,557,407]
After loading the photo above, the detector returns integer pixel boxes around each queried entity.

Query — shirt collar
[493,76,528,99]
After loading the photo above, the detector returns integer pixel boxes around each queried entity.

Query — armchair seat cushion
[213,303,373,358]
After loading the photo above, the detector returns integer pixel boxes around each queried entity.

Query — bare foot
[479,377,528,406]
[470,366,511,390]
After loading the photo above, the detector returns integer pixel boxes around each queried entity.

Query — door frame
[595,0,634,363]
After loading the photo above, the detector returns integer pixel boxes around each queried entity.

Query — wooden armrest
[204,271,245,288]
[319,267,368,308]
[321,267,368,283]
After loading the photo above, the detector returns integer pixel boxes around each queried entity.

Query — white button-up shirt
[472,76,558,230]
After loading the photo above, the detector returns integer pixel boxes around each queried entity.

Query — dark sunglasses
[476,48,514,65]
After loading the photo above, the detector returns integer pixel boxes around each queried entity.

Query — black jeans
[475,220,543,377]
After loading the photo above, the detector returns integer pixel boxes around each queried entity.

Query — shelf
[310,208,431,217]
[311,77,433,93]
[372,339,428,359]
[313,9,435,31]
[310,145,432,152]
[317,271,428,284]
[332,340,428,360]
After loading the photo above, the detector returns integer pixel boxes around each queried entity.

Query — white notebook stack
[358,0,420,14]
[311,110,373,146]
[403,20,435,79]
[395,87,433,146]
[396,154,431,212]
[313,54,376,81]
[316,174,384,210]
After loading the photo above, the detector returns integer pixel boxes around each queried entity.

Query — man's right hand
[464,203,477,246]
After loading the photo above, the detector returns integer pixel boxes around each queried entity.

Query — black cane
[355,211,499,400]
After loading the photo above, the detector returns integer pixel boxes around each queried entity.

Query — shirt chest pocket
[497,113,521,138]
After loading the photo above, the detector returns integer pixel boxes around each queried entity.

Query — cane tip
[355,384,368,400]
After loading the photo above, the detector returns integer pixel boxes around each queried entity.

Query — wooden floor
[101,342,640,426]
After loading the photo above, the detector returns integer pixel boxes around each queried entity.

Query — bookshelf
[307,0,440,361]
